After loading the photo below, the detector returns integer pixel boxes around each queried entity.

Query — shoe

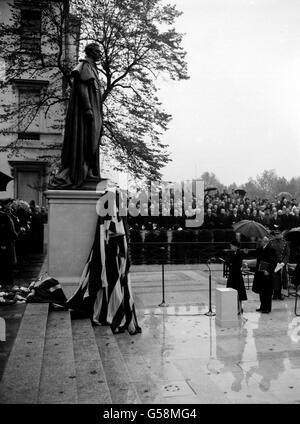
[261,310,270,314]
[256,308,262,312]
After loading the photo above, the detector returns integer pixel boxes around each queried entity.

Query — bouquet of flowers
[10,199,31,214]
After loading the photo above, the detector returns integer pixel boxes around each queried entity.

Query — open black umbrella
[277,191,293,200]
[204,186,217,192]
[233,219,269,239]
[284,227,300,243]
[234,188,246,196]
[0,171,13,191]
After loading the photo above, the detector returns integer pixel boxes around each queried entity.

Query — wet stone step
[94,325,141,404]
[0,303,49,404]
[71,318,112,404]
[38,310,77,404]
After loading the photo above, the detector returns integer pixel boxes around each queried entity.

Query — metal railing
[128,241,256,265]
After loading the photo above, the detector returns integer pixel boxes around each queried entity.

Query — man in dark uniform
[252,235,277,313]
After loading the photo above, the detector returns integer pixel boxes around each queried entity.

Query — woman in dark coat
[227,239,247,314]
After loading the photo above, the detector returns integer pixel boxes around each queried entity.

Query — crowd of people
[0,198,48,287]
[203,190,300,231]
[127,188,300,232]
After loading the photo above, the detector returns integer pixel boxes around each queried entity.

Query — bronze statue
[49,43,103,189]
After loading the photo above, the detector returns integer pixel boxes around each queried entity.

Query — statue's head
[85,43,101,62]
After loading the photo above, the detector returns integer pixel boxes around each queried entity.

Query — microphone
[207,257,216,264]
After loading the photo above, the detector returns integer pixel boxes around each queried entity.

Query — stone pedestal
[215,287,239,327]
[45,189,103,284]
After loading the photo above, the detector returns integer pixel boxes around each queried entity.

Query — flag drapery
[67,199,141,335]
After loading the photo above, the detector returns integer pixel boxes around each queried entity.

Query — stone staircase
[0,303,141,404]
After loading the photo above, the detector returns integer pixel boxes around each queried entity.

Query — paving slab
[71,318,112,404]
[94,325,141,404]
[38,310,77,404]
[0,303,49,404]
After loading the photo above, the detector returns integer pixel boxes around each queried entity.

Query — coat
[51,57,103,188]
[252,244,277,294]
[226,249,247,301]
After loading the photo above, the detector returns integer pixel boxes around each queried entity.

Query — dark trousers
[259,276,273,311]
[273,271,282,298]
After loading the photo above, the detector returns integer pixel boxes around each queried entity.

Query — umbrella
[284,227,300,243]
[204,186,217,192]
[0,171,13,191]
[233,220,269,239]
[277,191,293,199]
[234,188,246,196]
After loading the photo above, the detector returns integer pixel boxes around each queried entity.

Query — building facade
[0,0,80,205]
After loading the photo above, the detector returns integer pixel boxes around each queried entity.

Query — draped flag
[27,276,67,306]
[67,196,141,335]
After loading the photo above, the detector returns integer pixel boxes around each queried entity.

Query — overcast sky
[159,0,300,186]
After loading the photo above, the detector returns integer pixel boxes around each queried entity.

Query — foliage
[201,168,300,201]
[71,0,188,179]
[200,171,225,192]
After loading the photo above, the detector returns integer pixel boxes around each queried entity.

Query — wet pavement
[0,253,45,379]
[1,261,300,404]
[126,265,300,403]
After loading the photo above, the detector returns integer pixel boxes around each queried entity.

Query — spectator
[203,208,215,228]
[245,208,252,220]
[229,208,240,226]
[270,230,290,300]
[252,209,259,222]
[29,205,45,253]
[41,206,48,224]
[0,205,18,287]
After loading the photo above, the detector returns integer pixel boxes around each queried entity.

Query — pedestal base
[215,287,239,327]
[45,188,107,284]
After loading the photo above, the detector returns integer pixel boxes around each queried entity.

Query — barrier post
[205,259,216,316]
[159,246,168,307]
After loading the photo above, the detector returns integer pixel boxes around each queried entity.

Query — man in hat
[252,235,277,313]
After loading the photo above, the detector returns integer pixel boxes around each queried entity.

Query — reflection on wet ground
[123,266,300,403]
